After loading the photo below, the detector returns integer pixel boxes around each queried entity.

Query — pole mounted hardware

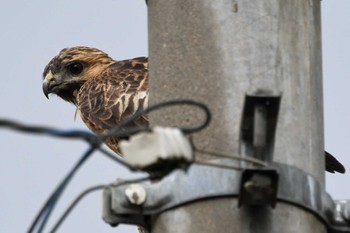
[238,92,281,208]
[102,158,350,232]
[238,169,279,208]
[102,92,350,232]
[240,92,281,163]
[120,127,193,175]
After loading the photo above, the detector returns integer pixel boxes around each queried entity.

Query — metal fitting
[125,184,147,205]
[103,161,350,232]
[343,201,350,222]
[334,200,350,224]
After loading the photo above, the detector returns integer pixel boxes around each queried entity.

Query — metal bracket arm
[103,160,350,232]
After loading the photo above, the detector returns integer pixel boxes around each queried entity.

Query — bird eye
[67,62,84,75]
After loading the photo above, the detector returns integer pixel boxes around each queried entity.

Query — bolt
[125,184,146,205]
[244,174,274,195]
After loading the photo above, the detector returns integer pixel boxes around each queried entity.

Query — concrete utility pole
[148,0,325,232]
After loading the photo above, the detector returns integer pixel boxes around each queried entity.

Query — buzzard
[42,46,345,174]
[43,46,148,153]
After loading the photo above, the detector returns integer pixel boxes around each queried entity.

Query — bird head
[42,46,115,104]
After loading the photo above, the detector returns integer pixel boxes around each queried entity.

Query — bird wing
[77,57,148,153]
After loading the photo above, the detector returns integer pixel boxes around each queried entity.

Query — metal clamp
[102,160,350,232]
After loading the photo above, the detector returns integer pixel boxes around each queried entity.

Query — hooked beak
[42,80,51,99]
[43,70,56,99]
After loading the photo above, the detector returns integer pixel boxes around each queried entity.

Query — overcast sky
[0,1,349,233]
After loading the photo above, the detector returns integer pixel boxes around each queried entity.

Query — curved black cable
[12,99,211,233]
[27,146,96,233]
[0,99,211,142]
[97,147,133,169]
[49,176,151,233]
[0,119,96,142]
[104,99,211,138]
[48,185,106,233]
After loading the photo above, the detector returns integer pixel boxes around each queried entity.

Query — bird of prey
[42,46,345,174]
[43,46,148,153]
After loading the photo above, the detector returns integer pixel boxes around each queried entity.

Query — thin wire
[194,161,244,171]
[0,119,96,142]
[97,147,133,169]
[104,99,211,138]
[195,148,268,167]
[13,99,211,233]
[0,118,138,170]
[109,176,152,187]
[0,99,211,142]
[49,176,151,233]
[27,146,96,233]
[48,185,106,233]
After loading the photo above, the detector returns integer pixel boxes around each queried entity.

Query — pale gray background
[0,1,348,232]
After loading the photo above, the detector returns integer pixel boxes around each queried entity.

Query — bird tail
[325,151,346,174]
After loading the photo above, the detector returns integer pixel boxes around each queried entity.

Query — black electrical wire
[104,99,211,138]
[0,118,138,170]
[1,99,212,233]
[49,176,151,233]
[0,99,211,143]
[0,119,96,142]
[28,146,96,233]
[48,184,106,233]
[97,147,133,169]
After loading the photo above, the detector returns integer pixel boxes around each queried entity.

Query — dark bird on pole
[42,46,345,174]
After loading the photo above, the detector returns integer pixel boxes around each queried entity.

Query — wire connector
[120,127,193,173]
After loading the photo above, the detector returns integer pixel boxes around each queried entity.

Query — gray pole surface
[148,0,325,232]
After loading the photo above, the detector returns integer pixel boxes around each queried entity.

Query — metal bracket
[103,160,350,232]
[240,93,281,162]
[239,169,279,208]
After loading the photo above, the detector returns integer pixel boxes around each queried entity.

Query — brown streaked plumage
[42,46,345,174]
[43,46,148,153]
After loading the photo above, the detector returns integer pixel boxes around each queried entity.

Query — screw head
[125,184,146,205]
